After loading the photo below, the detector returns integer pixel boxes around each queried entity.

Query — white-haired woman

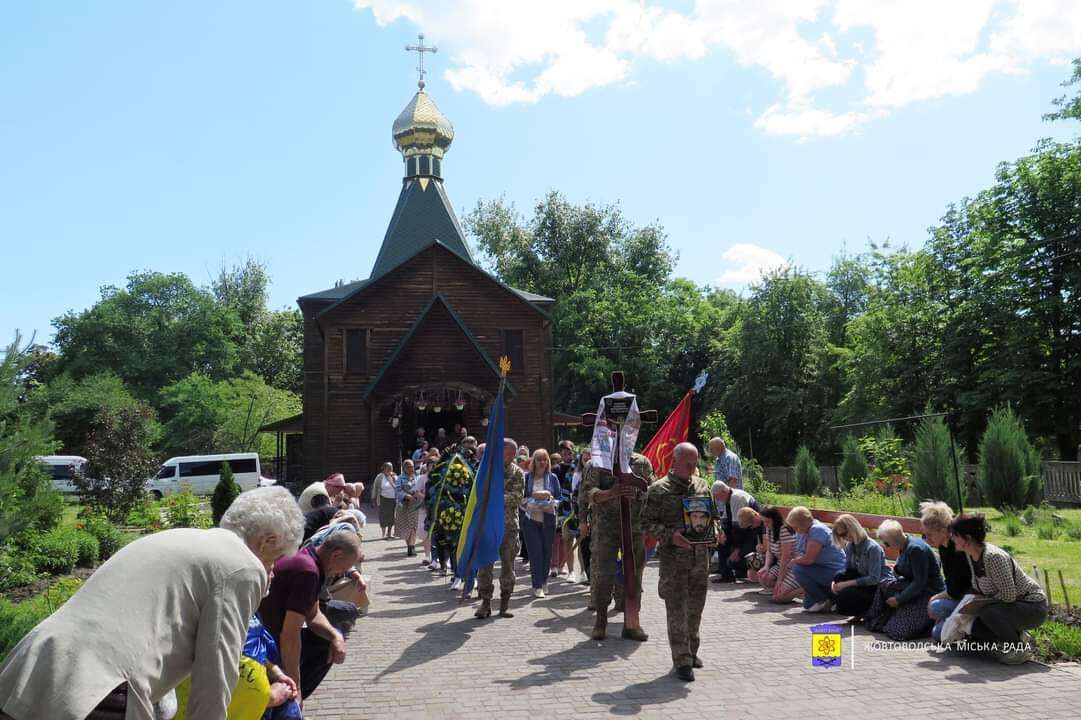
[0,487,303,720]
[919,501,971,642]
[829,514,892,618]
[864,519,945,640]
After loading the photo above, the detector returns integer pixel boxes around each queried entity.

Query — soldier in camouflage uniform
[475,438,526,619]
[580,452,654,641]
[641,442,716,682]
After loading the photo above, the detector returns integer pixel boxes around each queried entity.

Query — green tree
[719,269,838,464]
[838,434,868,490]
[794,445,821,495]
[158,371,299,457]
[466,193,699,417]
[977,406,1038,509]
[75,405,160,521]
[52,271,241,397]
[910,412,963,511]
[0,336,64,544]
[211,461,240,524]
[29,372,143,456]
[1044,57,1081,122]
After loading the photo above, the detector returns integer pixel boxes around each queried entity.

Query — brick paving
[304,517,1081,719]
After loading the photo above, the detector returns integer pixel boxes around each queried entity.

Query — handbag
[744,551,765,570]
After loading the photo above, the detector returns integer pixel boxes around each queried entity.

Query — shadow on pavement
[592,673,690,715]
[374,612,476,680]
[914,650,1056,683]
[497,636,644,689]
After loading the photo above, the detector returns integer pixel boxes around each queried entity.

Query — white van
[147,453,270,499]
[37,455,88,494]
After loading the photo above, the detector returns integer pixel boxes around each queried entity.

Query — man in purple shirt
[260,530,362,703]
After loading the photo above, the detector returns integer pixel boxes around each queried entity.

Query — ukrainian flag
[455,384,506,595]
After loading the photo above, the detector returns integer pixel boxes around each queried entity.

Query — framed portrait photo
[682,496,717,544]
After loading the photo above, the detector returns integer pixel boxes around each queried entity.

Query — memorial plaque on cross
[581,371,657,630]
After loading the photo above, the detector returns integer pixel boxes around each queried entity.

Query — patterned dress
[394,473,421,536]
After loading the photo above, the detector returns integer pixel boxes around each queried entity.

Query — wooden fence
[1045,462,1081,504]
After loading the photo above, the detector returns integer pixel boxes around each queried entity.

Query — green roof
[371,178,474,280]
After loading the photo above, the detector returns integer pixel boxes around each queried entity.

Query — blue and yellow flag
[455,381,507,596]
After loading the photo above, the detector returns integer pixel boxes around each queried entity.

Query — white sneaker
[533,587,545,598]
[803,599,832,613]
[449,578,463,591]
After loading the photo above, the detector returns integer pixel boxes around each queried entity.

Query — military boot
[499,593,514,618]
[591,613,607,640]
[621,626,648,642]
[474,599,492,619]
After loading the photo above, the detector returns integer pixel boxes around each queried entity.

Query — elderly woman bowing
[786,506,846,612]
[0,487,304,720]
[864,519,945,640]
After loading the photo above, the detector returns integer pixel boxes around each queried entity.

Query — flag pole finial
[499,356,511,378]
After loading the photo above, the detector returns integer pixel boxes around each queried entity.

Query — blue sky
[2,1,1079,346]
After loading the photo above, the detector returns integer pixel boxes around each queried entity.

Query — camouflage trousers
[477,530,520,600]
[657,544,710,668]
[590,521,646,613]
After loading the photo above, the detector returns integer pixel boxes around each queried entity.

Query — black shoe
[692,656,703,669]
[675,665,695,682]
[711,576,736,584]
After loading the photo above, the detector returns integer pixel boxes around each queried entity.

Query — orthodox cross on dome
[405,33,438,90]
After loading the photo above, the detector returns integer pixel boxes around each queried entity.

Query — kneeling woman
[786,507,847,612]
[738,506,801,603]
[864,519,945,640]
[950,513,1047,664]
[829,514,892,618]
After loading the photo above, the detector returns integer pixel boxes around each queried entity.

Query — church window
[344,328,368,375]
[501,329,524,373]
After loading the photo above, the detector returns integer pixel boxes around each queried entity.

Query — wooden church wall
[303,244,554,486]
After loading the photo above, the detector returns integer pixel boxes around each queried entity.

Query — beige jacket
[0,528,266,720]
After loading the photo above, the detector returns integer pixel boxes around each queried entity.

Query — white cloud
[353,0,1081,137]
[716,243,790,285]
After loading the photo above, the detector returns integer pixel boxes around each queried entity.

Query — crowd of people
[0,429,1052,718]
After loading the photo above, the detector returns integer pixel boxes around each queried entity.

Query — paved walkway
[304,519,1081,719]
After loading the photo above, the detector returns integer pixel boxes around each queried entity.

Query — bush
[1004,516,1023,537]
[697,409,739,454]
[977,406,1039,509]
[0,578,82,661]
[74,532,99,568]
[1066,524,1081,541]
[838,435,868,491]
[794,445,820,495]
[910,413,962,511]
[79,515,123,560]
[1036,523,1060,541]
[124,498,163,531]
[743,458,776,500]
[0,545,40,592]
[31,528,81,575]
[211,462,240,525]
[162,485,213,529]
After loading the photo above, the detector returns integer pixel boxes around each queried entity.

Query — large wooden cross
[581,371,657,630]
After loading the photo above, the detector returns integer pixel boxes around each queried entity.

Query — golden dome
[392,89,454,159]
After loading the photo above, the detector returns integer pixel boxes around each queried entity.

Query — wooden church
[293,69,555,489]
